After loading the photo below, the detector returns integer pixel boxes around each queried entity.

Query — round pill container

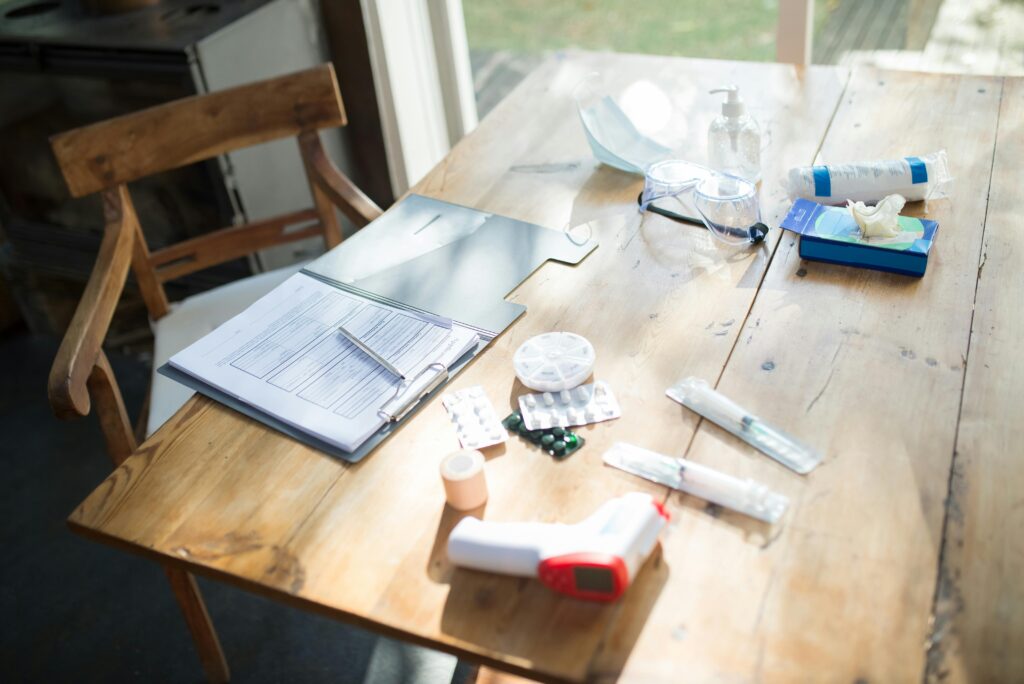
[512,332,595,392]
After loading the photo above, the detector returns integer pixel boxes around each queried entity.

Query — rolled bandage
[785,150,950,204]
[441,449,488,510]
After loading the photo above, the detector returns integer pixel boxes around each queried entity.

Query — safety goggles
[639,160,768,245]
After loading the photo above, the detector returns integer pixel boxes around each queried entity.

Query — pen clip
[377,362,448,423]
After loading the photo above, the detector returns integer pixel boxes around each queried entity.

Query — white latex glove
[847,194,906,238]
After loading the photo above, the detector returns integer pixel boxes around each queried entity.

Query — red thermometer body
[448,493,668,602]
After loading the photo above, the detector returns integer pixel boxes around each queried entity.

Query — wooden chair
[47,64,382,683]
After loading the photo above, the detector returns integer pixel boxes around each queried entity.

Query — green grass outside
[464,0,837,62]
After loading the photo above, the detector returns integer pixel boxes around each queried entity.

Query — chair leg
[133,380,151,445]
[163,566,230,683]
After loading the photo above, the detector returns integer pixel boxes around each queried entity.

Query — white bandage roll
[784,150,950,204]
[441,449,488,510]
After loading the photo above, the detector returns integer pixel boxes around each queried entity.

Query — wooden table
[69,53,1023,683]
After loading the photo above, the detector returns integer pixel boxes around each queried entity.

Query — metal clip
[377,362,449,423]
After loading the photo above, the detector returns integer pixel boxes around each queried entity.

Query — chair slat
[149,208,321,283]
[51,64,346,198]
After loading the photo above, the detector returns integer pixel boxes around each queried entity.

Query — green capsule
[541,434,555,446]
[552,440,566,453]
[564,434,578,447]
[506,414,521,429]
[551,427,565,437]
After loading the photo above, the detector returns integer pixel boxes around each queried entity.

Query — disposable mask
[574,75,671,174]
[575,76,767,246]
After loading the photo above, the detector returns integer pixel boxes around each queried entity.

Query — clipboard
[160,194,597,462]
[159,341,477,463]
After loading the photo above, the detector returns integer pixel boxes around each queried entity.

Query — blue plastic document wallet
[159,195,597,462]
[779,198,939,277]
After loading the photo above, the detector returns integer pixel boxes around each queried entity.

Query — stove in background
[0,0,372,344]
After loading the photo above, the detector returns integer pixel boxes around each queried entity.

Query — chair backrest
[47,63,382,437]
[49,63,381,321]
[51,63,346,197]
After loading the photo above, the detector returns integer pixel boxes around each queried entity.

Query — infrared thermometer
[447,492,669,602]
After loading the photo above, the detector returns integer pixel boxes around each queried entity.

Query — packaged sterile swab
[666,377,823,474]
[784,150,951,204]
[603,442,788,524]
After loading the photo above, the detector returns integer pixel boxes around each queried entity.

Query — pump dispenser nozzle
[709,86,745,117]
[707,84,761,182]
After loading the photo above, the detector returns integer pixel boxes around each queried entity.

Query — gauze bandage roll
[441,449,488,510]
[784,150,950,204]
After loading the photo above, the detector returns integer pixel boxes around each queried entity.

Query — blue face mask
[575,76,671,175]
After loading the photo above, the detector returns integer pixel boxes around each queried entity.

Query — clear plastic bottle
[707,85,761,183]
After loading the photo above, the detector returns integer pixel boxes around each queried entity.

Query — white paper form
[168,273,479,452]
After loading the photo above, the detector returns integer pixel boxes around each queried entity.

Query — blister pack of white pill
[518,381,621,430]
[441,386,508,449]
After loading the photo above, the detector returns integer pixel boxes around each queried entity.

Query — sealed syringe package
[783,150,952,204]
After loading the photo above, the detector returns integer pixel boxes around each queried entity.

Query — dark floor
[0,330,471,683]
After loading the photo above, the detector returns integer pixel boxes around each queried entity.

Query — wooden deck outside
[813,0,931,64]
[843,0,1024,76]
[471,0,1021,118]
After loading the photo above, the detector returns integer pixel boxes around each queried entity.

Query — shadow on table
[427,505,486,584]
[567,164,771,291]
[434,537,669,681]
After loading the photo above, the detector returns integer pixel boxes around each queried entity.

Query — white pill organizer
[518,381,621,430]
[513,332,595,392]
[441,386,508,449]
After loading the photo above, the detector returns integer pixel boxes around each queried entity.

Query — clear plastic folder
[160,194,597,462]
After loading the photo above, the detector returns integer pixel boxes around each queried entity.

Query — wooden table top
[69,52,1023,683]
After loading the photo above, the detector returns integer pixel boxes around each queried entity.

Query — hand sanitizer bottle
[707,85,761,183]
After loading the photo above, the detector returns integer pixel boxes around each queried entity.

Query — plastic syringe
[603,442,789,524]
[666,377,823,474]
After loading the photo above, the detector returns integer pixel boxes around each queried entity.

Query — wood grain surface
[67,53,1019,682]
[926,77,1024,684]
[602,67,1005,684]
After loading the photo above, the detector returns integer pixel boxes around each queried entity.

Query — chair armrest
[299,131,383,228]
[49,186,137,420]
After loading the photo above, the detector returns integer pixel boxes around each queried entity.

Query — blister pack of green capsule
[501,411,585,459]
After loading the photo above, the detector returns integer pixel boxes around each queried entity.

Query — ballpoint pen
[337,324,405,380]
